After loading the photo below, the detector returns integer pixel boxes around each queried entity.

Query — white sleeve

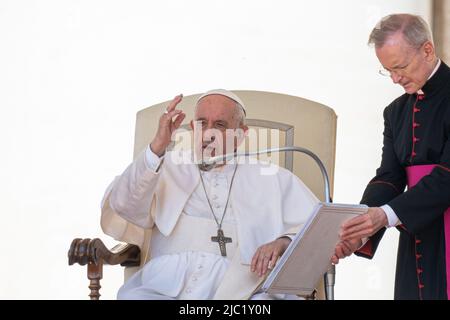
[381,204,402,228]
[107,149,162,228]
[280,234,295,241]
[145,145,164,172]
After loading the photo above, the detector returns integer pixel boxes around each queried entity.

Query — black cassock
[355,61,450,300]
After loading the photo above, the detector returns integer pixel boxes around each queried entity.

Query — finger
[172,113,186,129]
[268,247,281,267]
[342,229,372,241]
[256,252,268,276]
[256,252,264,276]
[331,255,339,265]
[161,110,182,126]
[341,241,353,256]
[262,252,274,275]
[341,215,367,229]
[164,109,182,119]
[347,239,362,251]
[166,94,183,112]
[251,249,260,272]
[341,221,371,239]
[335,244,345,259]
[339,239,351,249]
[268,254,279,270]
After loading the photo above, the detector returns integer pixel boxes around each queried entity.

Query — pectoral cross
[211,228,232,257]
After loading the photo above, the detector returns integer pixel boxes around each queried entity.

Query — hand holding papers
[261,202,368,296]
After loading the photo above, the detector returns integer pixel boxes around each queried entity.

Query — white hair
[233,102,246,126]
[368,14,433,49]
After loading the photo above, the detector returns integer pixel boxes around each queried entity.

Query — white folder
[261,202,368,296]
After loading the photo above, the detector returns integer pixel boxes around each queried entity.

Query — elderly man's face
[190,94,246,160]
[376,32,435,94]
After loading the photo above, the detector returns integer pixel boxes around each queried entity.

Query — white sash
[150,212,238,259]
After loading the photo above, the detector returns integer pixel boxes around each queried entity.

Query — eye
[215,122,227,130]
[396,64,409,70]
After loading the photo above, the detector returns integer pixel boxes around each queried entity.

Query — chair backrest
[134,90,336,201]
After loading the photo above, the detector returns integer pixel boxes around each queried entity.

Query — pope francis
[100,89,320,299]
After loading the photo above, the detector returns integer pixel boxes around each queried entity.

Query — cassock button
[413,122,420,128]
[411,152,417,158]
[413,107,421,113]
[415,239,422,244]
[416,254,422,259]
[419,284,425,289]
[417,268,423,274]
[418,95,425,101]
[413,137,420,143]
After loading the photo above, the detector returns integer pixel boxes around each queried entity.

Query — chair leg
[88,260,103,300]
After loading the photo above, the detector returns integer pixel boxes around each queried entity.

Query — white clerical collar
[417,59,441,94]
[428,59,441,80]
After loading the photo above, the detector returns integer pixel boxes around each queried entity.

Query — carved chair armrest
[68,238,141,299]
[68,238,140,267]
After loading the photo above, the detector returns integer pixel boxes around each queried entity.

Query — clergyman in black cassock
[337,14,450,300]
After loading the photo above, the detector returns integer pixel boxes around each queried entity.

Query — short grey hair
[234,102,246,126]
[368,14,433,49]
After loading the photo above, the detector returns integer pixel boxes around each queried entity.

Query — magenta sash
[406,164,450,298]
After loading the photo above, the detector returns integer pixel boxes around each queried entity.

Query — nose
[391,72,402,84]
[203,128,216,142]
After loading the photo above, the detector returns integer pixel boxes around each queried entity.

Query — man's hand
[331,238,362,264]
[340,207,388,241]
[150,94,186,156]
[251,237,291,277]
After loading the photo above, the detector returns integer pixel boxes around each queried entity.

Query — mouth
[401,82,413,91]
[401,82,419,93]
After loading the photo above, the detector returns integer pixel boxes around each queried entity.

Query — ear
[242,125,249,137]
[423,41,435,61]
[236,125,249,146]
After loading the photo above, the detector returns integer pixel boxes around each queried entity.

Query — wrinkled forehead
[376,33,417,65]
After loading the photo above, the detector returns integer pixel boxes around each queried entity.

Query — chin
[402,84,419,95]
[404,88,417,94]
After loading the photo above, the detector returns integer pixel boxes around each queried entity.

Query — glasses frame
[378,44,424,77]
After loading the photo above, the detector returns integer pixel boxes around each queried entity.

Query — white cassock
[100,146,319,300]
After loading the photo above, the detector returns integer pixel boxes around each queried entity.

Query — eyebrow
[390,62,408,69]
[195,118,229,126]
[388,56,412,70]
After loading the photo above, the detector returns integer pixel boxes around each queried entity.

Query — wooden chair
[68,90,337,300]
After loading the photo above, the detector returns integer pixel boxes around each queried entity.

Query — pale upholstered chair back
[134,90,336,201]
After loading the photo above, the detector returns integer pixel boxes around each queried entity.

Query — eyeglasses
[378,48,421,77]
